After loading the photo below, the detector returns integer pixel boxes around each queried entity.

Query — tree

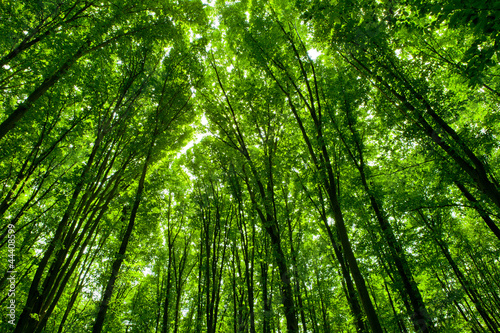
[2,1,499,332]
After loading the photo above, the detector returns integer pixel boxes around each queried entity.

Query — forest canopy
[1,0,499,332]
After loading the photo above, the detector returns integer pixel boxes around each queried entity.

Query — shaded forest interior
[1,0,500,332]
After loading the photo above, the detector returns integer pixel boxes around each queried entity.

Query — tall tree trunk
[252,23,383,331]
[239,206,256,333]
[212,62,299,333]
[20,135,126,333]
[0,41,90,141]
[283,190,307,333]
[13,129,106,333]
[338,100,434,332]
[36,174,123,333]
[316,275,332,333]
[162,194,176,333]
[173,236,190,333]
[56,229,107,333]
[0,32,128,141]
[433,270,480,331]
[384,279,409,333]
[261,237,272,333]
[455,182,500,240]
[316,189,367,333]
[347,51,500,214]
[304,286,319,333]
[418,211,499,332]
[92,146,151,333]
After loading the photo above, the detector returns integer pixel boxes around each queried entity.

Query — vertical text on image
[7,224,16,325]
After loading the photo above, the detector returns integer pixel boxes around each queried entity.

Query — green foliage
[1,1,499,333]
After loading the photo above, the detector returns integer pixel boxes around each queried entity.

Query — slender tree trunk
[283,192,307,333]
[384,279,409,333]
[321,127,383,333]
[261,238,271,333]
[348,52,500,214]
[173,237,190,333]
[304,286,319,333]
[0,1,92,68]
[212,60,299,333]
[36,171,123,329]
[434,270,480,331]
[195,237,203,333]
[455,182,500,240]
[13,129,106,333]
[56,229,107,333]
[162,195,175,333]
[317,190,367,332]
[241,213,256,333]
[316,275,332,333]
[24,139,126,333]
[437,240,499,333]
[338,97,434,332]
[92,146,151,333]
[0,41,90,141]
[418,211,499,332]
[231,242,238,333]
[256,27,383,329]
